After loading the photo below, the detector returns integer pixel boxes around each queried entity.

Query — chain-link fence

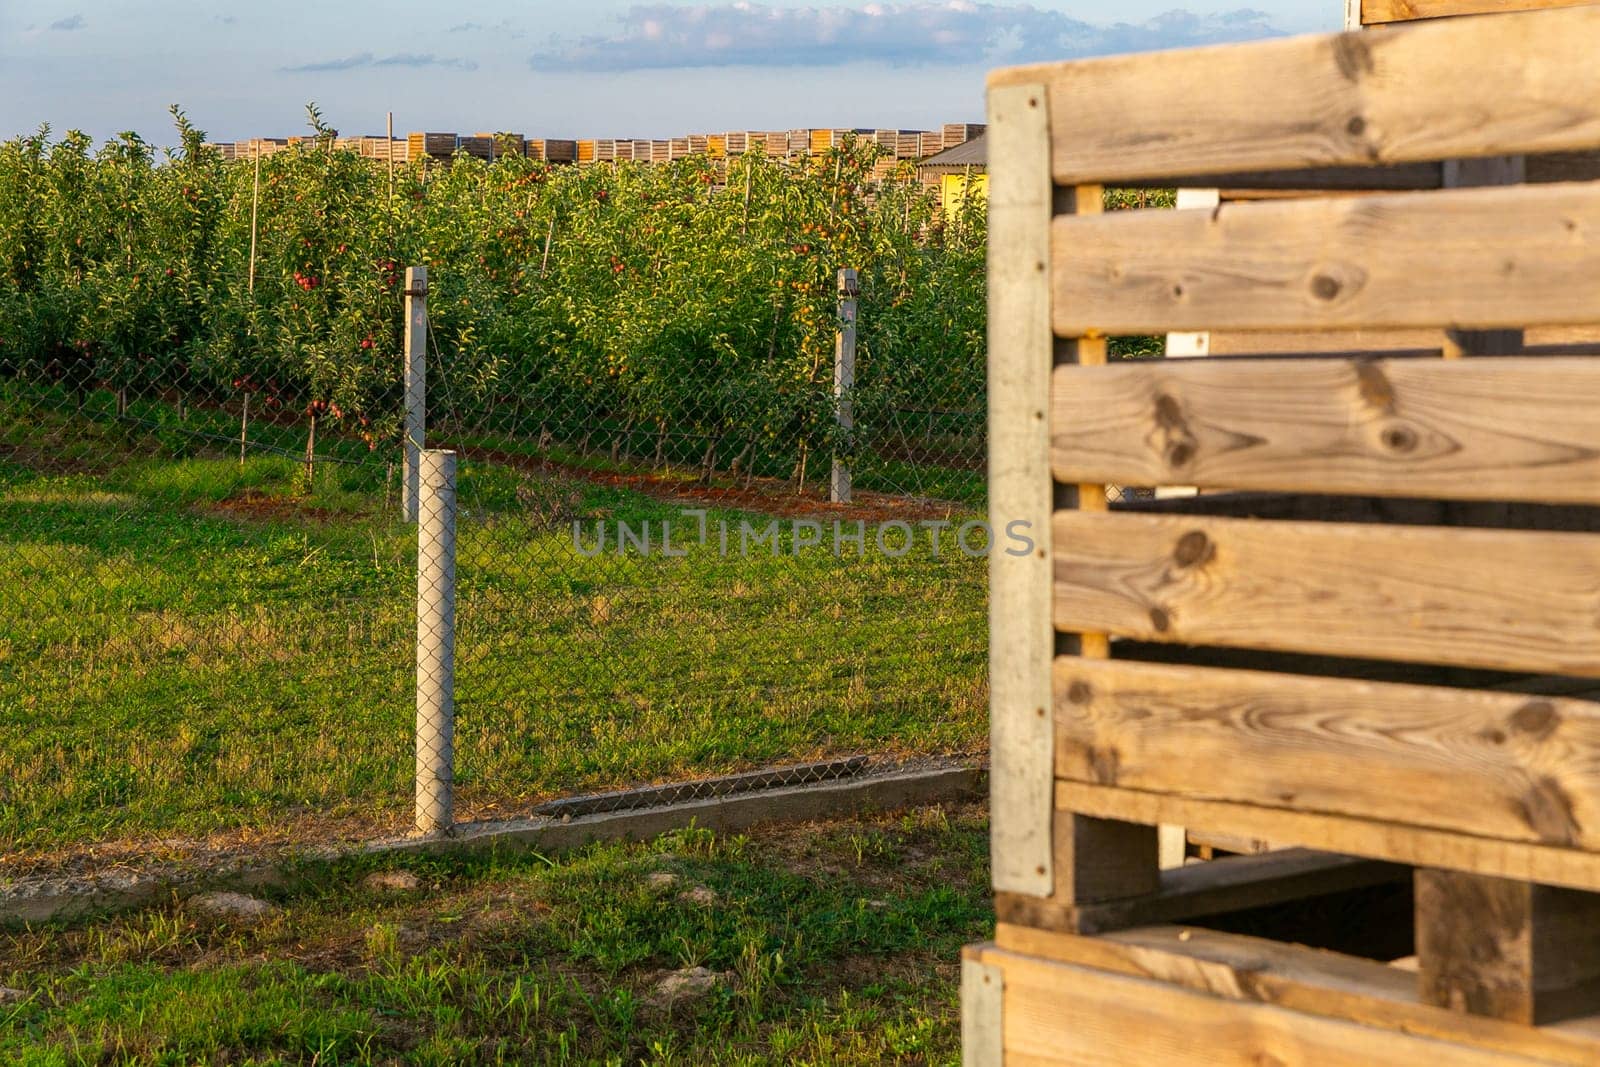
[0,125,1002,874]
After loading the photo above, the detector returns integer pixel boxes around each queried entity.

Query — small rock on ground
[363,870,422,893]
[679,885,717,906]
[0,987,26,1005]
[645,870,679,890]
[189,891,276,920]
[649,966,723,1007]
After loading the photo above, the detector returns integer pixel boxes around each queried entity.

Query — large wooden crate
[942,122,985,150]
[969,6,1600,1063]
[407,132,457,160]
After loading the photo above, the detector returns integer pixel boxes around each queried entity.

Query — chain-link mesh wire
[2,119,1169,869]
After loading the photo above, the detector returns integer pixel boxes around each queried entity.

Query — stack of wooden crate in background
[205,123,983,170]
[969,3,1600,1063]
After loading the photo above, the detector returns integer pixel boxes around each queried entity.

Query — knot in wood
[1310,274,1343,301]
[1380,422,1418,453]
[1172,529,1213,568]
[1512,700,1559,740]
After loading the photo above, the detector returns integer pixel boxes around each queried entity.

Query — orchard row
[0,109,987,480]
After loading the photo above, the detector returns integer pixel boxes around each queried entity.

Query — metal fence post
[831,267,858,504]
[402,265,428,523]
[416,448,456,836]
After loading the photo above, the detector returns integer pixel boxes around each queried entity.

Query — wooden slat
[1057,780,1600,893]
[993,924,1600,1065]
[1050,357,1600,505]
[986,82,1057,898]
[1362,0,1599,26]
[1051,182,1600,335]
[988,7,1600,184]
[1203,325,1599,355]
[1205,327,1444,355]
[1053,512,1600,677]
[1054,657,1600,848]
[961,952,1004,1066]
[1002,848,1406,935]
[975,945,1536,1065]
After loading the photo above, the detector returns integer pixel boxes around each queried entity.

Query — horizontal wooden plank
[993,924,1600,1065]
[1051,357,1600,504]
[1057,780,1600,893]
[997,848,1405,935]
[1053,511,1600,676]
[1201,324,1597,355]
[1052,182,1600,334]
[975,944,1537,1065]
[988,8,1600,184]
[1361,0,1599,26]
[1054,657,1600,848]
[1204,328,1445,356]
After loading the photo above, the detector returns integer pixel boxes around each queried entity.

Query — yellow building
[940,171,988,216]
[915,135,987,217]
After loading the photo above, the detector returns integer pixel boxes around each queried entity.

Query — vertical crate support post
[402,266,428,523]
[986,82,1060,900]
[831,267,858,504]
[415,448,456,836]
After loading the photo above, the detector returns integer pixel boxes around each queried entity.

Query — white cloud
[529,2,1281,72]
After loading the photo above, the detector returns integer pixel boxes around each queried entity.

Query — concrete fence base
[1,763,985,925]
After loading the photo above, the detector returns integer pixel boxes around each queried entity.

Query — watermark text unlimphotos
[572,509,1035,559]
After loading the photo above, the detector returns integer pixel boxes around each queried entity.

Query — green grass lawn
[0,804,992,1065]
[0,387,988,862]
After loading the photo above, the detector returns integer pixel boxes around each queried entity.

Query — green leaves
[0,122,986,486]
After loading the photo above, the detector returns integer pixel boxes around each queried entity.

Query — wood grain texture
[999,849,1404,934]
[988,7,1600,184]
[1051,182,1600,334]
[974,945,1536,1065]
[1054,657,1600,849]
[1204,327,1444,355]
[960,953,1004,1066]
[985,82,1057,897]
[1417,870,1600,1025]
[1052,511,1600,677]
[1051,357,1600,505]
[1057,780,1600,893]
[1052,812,1159,905]
[1202,325,1599,356]
[1361,0,1599,25]
[993,924,1600,1065]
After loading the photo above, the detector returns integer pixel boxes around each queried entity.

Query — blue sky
[0,1,1340,146]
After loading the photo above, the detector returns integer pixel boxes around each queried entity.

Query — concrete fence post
[402,265,428,523]
[416,448,456,836]
[831,267,858,504]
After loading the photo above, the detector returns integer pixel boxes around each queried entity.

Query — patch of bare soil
[206,490,356,523]
[445,444,972,524]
